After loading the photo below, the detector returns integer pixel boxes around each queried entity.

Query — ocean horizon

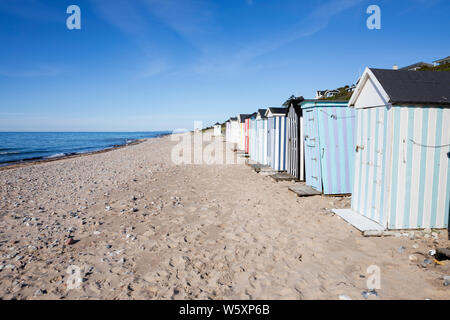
[0,131,171,165]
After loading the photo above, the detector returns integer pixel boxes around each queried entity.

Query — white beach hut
[345,68,450,230]
[226,117,239,145]
[213,123,222,137]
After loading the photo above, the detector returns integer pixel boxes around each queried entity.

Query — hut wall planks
[301,100,356,195]
[352,105,450,229]
[267,116,287,171]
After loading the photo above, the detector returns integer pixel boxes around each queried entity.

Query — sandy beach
[0,132,448,300]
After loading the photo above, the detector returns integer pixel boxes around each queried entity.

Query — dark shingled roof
[238,114,252,123]
[370,68,450,105]
[286,97,305,115]
[267,107,288,115]
[257,109,267,118]
[229,117,237,121]
[283,96,304,107]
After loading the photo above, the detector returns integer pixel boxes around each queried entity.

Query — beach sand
[0,132,448,300]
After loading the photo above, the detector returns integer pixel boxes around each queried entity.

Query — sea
[0,132,171,166]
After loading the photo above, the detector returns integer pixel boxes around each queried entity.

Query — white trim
[349,67,391,108]
[265,108,285,118]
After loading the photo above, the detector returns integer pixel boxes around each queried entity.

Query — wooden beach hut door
[287,106,302,179]
[244,119,249,154]
[351,107,389,227]
[267,118,274,167]
[255,120,261,162]
[261,119,268,165]
[256,119,262,163]
[304,109,322,192]
[317,106,356,195]
[250,119,256,160]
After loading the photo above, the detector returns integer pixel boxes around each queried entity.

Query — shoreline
[0,139,146,171]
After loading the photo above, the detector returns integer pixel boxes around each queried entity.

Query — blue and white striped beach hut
[255,109,268,165]
[348,68,450,230]
[301,100,356,195]
[266,107,288,171]
[249,116,258,161]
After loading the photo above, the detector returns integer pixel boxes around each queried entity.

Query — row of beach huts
[218,67,450,233]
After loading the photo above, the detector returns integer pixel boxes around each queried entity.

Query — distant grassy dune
[417,62,450,72]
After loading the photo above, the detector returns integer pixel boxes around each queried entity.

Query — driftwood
[362,230,402,237]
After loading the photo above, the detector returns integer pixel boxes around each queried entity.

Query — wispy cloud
[397,0,443,15]
[140,0,215,42]
[90,0,215,45]
[138,59,169,78]
[308,0,365,22]
[90,0,152,36]
[90,0,216,78]
[190,0,366,74]
[90,0,366,76]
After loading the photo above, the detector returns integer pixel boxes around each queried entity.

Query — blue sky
[0,0,449,131]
